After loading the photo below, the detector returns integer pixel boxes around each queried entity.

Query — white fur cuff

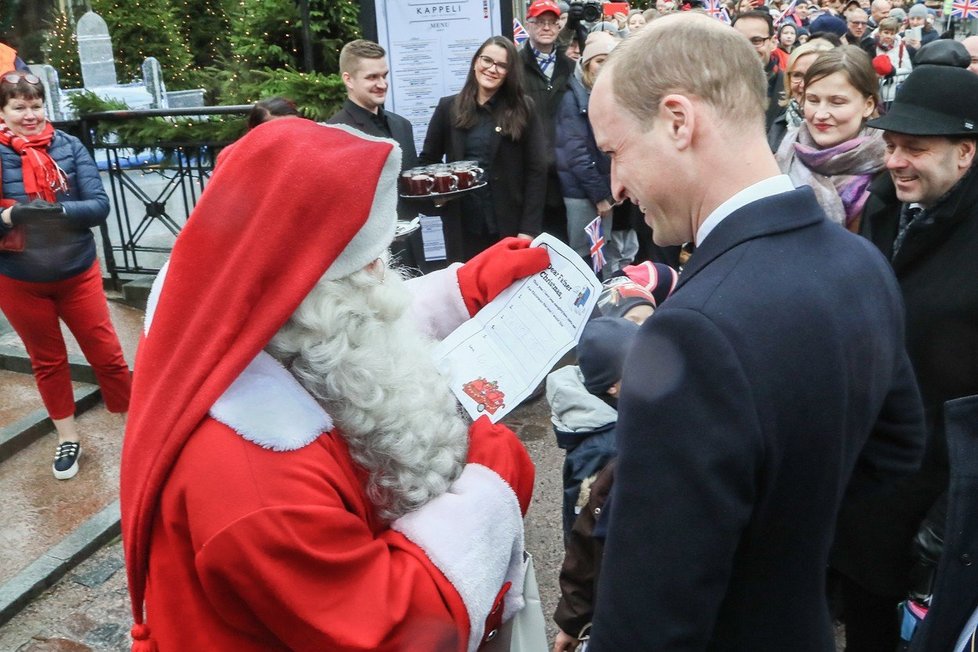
[406,263,469,340]
[392,463,526,652]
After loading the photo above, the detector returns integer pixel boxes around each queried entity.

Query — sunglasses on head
[1,73,41,85]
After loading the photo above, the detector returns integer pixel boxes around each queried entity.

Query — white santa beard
[266,264,468,520]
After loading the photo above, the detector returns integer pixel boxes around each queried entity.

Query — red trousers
[0,260,131,419]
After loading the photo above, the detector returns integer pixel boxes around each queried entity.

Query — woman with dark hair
[775,46,886,232]
[419,36,547,261]
[0,71,130,479]
[246,96,300,131]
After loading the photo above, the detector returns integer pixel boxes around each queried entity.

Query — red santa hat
[119,118,401,643]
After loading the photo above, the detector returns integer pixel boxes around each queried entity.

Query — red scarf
[0,122,67,201]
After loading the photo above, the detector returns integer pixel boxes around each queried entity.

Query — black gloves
[10,200,66,225]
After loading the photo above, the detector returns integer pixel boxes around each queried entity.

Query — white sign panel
[375,0,503,154]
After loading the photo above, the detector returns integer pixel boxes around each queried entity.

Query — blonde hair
[605,14,767,131]
[780,39,835,107]
[339,39,386,76]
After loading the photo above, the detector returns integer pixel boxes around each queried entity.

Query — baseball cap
[528,0,562,18]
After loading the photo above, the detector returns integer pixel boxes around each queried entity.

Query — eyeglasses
[1,73,40,85]
[528,18,560,28]
[477,55,509,72]
[748,36,771,45]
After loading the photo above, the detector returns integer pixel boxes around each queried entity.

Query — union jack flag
[774,0,800,26]
[585,216,606,274]
[513,18,529,46]
[705,0,732,24]
[952,0,978,19]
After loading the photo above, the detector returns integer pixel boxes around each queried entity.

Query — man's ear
[606,384,619,397]
[958,138,977,170]
[658,93,695,151]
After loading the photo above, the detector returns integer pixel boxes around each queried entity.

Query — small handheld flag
[951,0,978,19]
[585,216,606,274]
[513,19,530,46]
[705,0,732,23]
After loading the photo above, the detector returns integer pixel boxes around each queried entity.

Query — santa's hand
[456,237,550,317]
[467,416,534,515]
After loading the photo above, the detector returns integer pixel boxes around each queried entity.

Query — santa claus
[119,119,548,651]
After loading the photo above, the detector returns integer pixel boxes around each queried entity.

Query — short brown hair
[606,13,768,131]
[877,16,900,32]
[804,45,880,113]
[339,40,386,76]
[0,72,43,108]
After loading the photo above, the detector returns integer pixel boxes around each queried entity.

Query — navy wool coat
[589,186,925,651]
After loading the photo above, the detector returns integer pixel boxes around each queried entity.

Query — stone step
[0,401,125,626]
[0,372,101,463]
[0,292,142,629]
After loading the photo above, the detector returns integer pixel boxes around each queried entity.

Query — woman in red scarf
[0,71,130,479]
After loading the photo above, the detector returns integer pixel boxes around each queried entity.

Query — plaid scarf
[0,122,67,202]
[532,45,556,80]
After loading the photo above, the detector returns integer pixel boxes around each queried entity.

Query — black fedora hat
[867,65,978,137]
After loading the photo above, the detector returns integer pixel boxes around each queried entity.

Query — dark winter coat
[418,95,547,260]
[589,186,924,651]
[909,395,978,652]
[832,166,978,597]
[0,130,110,282]
[555,71,611,204]
[554,459,616,641]
[518,43,574,163]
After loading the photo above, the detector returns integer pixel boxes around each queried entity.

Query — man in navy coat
[586,14,925,651]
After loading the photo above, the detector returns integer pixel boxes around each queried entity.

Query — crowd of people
[1,1,977,651]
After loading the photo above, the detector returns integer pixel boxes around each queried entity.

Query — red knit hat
[119,119,401,643]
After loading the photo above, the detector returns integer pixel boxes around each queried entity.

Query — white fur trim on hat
[320,123,401,280]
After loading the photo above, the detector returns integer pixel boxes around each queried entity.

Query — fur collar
[145,261,331,451]
[209,351,332,451]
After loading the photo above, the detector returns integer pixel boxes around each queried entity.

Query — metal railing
[60,105,253,287]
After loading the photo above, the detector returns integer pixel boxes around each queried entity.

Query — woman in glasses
[0,71,130,479]
[419,36,547,261]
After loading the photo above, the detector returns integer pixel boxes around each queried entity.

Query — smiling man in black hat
[830,63,978,652]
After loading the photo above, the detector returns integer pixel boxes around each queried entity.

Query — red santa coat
[139,268,529,652]
[122,123,540,651]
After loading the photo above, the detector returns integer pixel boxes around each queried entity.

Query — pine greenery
[88,0,194,88]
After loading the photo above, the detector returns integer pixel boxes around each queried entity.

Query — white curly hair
[266,258,468,521]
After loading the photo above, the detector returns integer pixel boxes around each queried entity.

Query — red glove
[872,54,895,78]
[456,237,550,317]
[467,416,534,515]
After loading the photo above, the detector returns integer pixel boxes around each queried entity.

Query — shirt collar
[695,175,795,246]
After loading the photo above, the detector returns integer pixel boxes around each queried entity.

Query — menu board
[375,0,504,153]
